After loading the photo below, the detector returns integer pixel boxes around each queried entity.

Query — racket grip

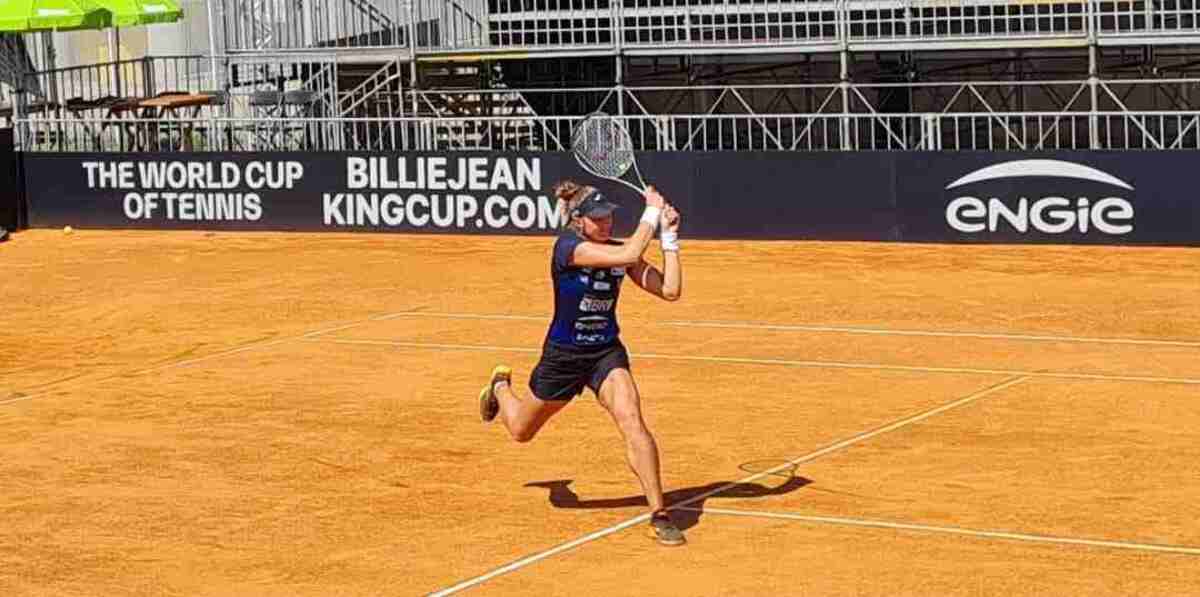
[640,206,662,229]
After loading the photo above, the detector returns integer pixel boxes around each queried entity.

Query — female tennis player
[477,180,685,546]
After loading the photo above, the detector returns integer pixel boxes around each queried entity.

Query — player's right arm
[630,205,682,301]
[571,187,666,268]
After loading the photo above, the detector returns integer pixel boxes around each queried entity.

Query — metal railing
[846,0,1088,46]
[22,55,213,106]
[412,0,487,51]
[339,57,403,116]
[27,69,1200,123]
[224,54,340,118]
[222,0,485,52]
[224,0,413,51]
[1096,0,1200,39]
[15,66,1200,127]
[219,0,1200,53]
[406,79,1200,117]
[1,54,350,125]
[17,111,1200,152]
[624,0,840,48]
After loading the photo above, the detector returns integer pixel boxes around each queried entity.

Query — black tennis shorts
[529,340,631,402]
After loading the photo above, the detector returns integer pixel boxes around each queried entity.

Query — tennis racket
[570,111,648,194]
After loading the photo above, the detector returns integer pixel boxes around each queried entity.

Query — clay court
[3,229,1200,595]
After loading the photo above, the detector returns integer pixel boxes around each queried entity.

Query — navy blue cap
[575,191,619,218]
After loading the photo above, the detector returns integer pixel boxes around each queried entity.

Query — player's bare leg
[479,366,567,442]
[596,368,685,546]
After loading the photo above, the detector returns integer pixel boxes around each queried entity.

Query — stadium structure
[6,0,1200,152]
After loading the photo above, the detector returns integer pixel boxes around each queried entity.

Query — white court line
[664,320,1200,349]
[0,394,39,406]
[427,376,1028,596]
[128,320,386,376]
[375,312,545,323]
[310,338,1200,385]
[2,312,416,408]
[426,514,654,597]
[7,258,125,268]
[681,507,1200,557]
[372,311,1200,349]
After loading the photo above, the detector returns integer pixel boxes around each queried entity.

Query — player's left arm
[631,204,682,302]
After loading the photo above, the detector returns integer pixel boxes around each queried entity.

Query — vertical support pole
[840,47,851,151]
[616,55,624,117]
[1089,44,1100,149]
[1088,0,1100,149]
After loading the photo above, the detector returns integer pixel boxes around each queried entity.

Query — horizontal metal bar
[214,0,1200,55]
[16,111,1200,153]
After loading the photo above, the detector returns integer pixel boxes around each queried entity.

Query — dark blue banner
[0,129,19,231]
[894,152,1199,245]
[20,150,1200,245]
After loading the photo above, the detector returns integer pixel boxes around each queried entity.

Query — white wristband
[640,206,661,229]
[660,229,679,252]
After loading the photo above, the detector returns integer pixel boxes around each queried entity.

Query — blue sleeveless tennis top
[546,232,626,348]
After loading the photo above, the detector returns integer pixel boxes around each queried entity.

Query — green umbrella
[0,0,109,31]
[0,0,180,32]
[89,0,182,27]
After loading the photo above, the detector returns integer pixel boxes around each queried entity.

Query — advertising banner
[22,151,1200,245]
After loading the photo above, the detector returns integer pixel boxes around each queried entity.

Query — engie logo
[944,160,1134,235]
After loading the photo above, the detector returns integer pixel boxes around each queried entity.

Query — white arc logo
[944,160,1135,235]
[946,159,1134,191]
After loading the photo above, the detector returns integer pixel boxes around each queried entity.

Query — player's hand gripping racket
[571,111,648,194]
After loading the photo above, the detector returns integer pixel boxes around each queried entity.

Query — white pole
[43,32,58,103]
[206,0,220,90]
[109,27,120,96]
[205,0,224,149]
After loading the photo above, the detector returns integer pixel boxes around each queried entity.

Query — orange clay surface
[2,229,1199,596]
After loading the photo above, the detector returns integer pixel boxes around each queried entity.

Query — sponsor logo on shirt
[579,296,615,313]
[574,317,610,331]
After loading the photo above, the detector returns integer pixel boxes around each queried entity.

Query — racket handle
[641,206,662,227]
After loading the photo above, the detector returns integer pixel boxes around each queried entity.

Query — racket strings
[572,114,637,180]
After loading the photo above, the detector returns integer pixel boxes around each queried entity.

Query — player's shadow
[524,474,810,531]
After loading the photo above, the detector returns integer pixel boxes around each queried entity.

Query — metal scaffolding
[13,0,1200,152]
[221,0,1200,55]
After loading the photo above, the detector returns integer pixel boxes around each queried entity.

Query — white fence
[17,111,1200,152]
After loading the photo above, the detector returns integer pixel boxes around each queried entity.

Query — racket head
[571,112,644,192]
